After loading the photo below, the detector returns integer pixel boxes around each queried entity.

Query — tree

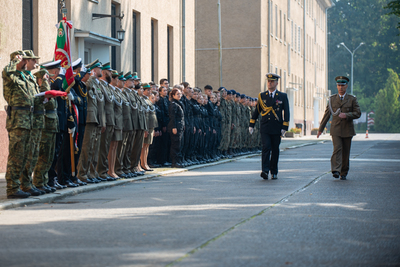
[374,69,400,132]
[328,0,400,102]
[385,0,400,32]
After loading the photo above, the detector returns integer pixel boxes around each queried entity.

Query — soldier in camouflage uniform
[33,69,59,193]
[3,51,34,198]
[18,50,46,196]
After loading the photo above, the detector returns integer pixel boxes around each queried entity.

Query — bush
[289,128,301,134]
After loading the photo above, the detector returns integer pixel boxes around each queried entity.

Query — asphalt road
[0,134,399,267]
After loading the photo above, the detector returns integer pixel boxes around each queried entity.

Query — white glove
[68,127,75,135]
[249,127,254,135]
[43,98,49,104]
[67,93,74,101]
[281,129,286,137]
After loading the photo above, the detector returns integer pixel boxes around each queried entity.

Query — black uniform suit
[250,90,289,175]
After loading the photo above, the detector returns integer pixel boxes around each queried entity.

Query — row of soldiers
[2,49,261,199]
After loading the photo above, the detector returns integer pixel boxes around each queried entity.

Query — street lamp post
[339,42,364,95]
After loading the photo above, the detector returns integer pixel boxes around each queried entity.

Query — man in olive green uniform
[3,51,33,198]
[77,59,105,183]
[317,76,361,180]
[33,69,59,193]
[130,75,148,175]
[97,62,116,181]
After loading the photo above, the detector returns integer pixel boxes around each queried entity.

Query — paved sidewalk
[0,134,331,210]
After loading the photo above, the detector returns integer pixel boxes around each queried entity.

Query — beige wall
[0,0,195,172]
[195,0,332,134]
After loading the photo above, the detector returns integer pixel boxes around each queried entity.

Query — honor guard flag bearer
[249,73,289,181]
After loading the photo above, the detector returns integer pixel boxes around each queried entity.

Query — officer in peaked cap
[71,58,88,185]
[317,75,361,180]
[249,72,289,180]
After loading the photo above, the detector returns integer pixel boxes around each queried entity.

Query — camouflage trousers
[5,129,31,195]
[19,129,42,190]
[218,123,231,151]
[33,131,56,187]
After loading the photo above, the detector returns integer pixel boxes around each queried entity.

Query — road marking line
[280,158,400,162]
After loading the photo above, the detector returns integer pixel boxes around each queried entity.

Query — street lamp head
[340,42,345,45]
[360,42,365,45]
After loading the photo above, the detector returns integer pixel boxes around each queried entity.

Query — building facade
[195,0,333,133]
[0,0,195,171]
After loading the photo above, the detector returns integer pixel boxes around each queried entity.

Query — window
[298,26,301,52]
[22,0,33,50]
[111,3,117,70]
[287,0,290,19]
[270,1,273,35]
[275,5,278,38]
[151,19,158,83]
[294,23,297,52]
[279,10,282,40]
[284,14,286,42]
[132,11,139,73]
[291,21,294,47]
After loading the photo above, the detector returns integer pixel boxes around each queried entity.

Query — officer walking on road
[317,76,361,180]
[249,73,289,180]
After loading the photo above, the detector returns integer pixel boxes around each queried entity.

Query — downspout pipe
[303,0,306,135]
[218,0,222,87]
[182,0,186,82]
[267,0,271,92]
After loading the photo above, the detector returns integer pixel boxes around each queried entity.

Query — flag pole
[60,0,76,177]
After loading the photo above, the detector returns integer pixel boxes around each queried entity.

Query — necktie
[270,93,273,98]
[340,96,343,101]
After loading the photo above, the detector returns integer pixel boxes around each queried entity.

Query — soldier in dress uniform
[44,59,77,188]
[108,70,124,179]
[249,73,289,180]
[77,59,105,184]
[317,76,361,180]
[156,80,171,167]
[3,51,34,198]
[71,58,88,185]
[97,62,116,181]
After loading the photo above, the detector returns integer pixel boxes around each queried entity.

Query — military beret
[86,59,101,71]
[236,93,240,97]
[23,50,40,59]
[101,62,112,71]
[41,60,61,70]
[266,73,281,80]
[10,50,25,61]
[230,89,236,95]
[240,94,246,99]
[218,87,226,91]
[72,58,83,70]
[204,85,213,90]
[226,90,232,95]
[335,76,349,85]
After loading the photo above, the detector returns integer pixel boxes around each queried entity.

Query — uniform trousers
[89,128,102,179]
[331,135,353,176]
[97,125,114,178]
[48,132,63,184]
[77,123,98,181]
[33,131,56,187]
[130,129,145,171]
[261,133,281,174]
[115,130,132,176]
[170,130,183,164]
[122,131,135,174]
[5,129,31,195]
[19,129,41,190]
[57,131,74,184]
[74,124,85,172]
[157,131,169,164]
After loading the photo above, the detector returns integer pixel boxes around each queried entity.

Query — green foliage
[289,128,301,134]
[385,0,400,32]
[328,0,400,104]
[374,69,400,132]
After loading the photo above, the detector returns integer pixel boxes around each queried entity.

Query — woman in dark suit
[168,87,185,168]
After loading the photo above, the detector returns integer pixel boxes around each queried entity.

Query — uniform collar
[268,89,277,98]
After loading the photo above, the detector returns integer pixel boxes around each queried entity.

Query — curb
[0,140,324,211]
